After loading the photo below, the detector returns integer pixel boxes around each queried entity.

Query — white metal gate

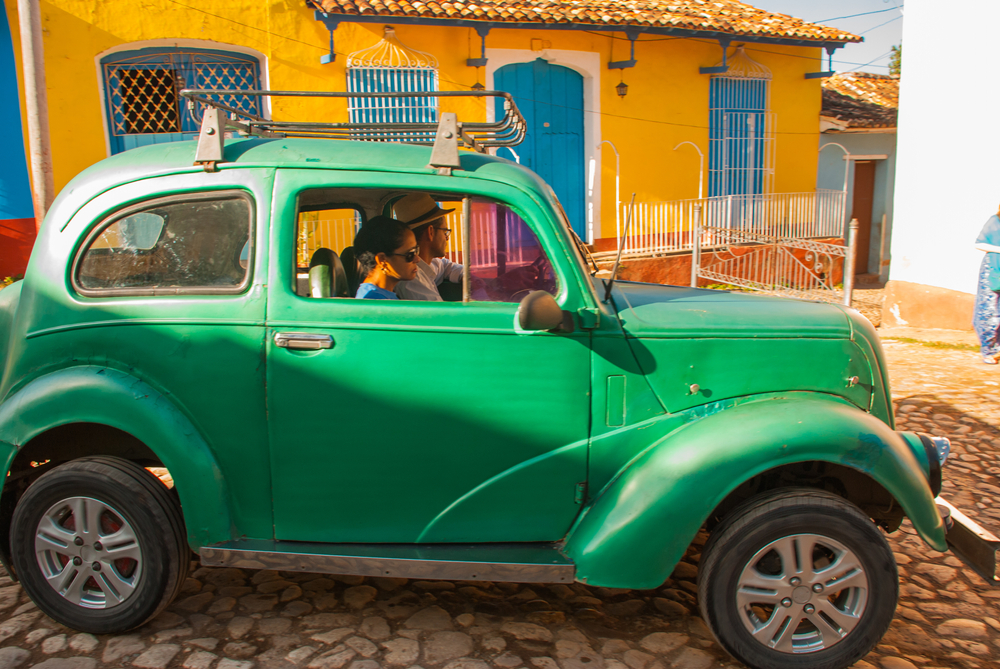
[693,221,859,305]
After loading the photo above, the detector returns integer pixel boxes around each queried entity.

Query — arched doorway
[494,59,585,238]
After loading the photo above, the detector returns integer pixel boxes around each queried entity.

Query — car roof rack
[178,89,525,175]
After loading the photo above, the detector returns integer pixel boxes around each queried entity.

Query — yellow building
[4,0,858,249]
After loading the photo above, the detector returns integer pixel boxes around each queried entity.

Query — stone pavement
[0,336,998,669]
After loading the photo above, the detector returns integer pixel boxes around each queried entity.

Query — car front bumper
[936,497,1000,586]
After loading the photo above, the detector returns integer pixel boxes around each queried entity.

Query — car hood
[604,282,871,413]
[608,281,852,339]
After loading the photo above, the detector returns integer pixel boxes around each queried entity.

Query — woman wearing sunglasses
[353,216,420,299]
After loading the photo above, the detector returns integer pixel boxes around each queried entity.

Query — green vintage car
[0,91,993,669]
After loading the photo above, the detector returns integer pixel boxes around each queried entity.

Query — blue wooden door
[495,60,585,238]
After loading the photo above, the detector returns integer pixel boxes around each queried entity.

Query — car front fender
[0,365,233,548]
[564,396,945,589]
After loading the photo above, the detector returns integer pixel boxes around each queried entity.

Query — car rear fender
[0,365,233,548]
[564,396,946,589]
[0,282,22,387]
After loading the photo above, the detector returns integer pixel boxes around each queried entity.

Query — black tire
[697,488,897,669]
[10,457,188,633]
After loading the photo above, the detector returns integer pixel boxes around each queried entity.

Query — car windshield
[547,190,598,276]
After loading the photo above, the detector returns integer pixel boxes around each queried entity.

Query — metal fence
[613,190,847,257]
[693,224,858,305]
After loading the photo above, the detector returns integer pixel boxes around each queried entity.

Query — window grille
[346,27,439,133]
[102,48,262,154]
[118,68,180,134]
[708,46,775,197]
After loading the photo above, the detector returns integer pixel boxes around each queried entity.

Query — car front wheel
[697,488,898,669]
[10,456,188,633]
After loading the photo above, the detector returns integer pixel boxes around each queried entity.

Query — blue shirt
[977,215,1000,277]
[355,283,399,300]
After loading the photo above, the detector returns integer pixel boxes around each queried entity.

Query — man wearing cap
[393,194,464,301]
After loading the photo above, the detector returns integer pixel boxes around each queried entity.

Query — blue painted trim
[314,10,341,63]
[100,45,262,63]
[608,32,638,70]
[310,13,855,49]
[699,37,731,76]
[465,25,490,68]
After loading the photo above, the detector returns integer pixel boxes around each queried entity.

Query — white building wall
[890,0,1000,295]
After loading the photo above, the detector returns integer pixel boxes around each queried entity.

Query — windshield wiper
[603,193,636,303]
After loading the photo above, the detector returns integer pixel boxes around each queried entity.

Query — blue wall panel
[0,14,34,220]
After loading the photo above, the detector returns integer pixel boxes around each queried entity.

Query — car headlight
[930,436,951,466]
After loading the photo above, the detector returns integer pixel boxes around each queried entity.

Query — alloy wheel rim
[34,496,143,609]
[736,533,868,654]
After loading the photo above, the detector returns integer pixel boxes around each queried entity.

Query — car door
[265,169,592,544]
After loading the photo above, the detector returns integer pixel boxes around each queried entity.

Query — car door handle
[274,332,334,350]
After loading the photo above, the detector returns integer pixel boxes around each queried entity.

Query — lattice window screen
[117,68,180,135]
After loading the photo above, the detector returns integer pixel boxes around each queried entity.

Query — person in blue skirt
[974,208,1000,364]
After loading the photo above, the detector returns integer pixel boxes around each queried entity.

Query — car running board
[200,540,576,583]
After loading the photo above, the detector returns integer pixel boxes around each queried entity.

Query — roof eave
[310,10,860,49]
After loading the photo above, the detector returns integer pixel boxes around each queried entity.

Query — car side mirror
[518,291,575,333]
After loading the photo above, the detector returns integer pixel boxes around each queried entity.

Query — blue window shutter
[347,67,438,128]
[709,77,769,197]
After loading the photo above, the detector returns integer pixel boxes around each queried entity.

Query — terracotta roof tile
[308,0,861,42]
[821,72,898,129]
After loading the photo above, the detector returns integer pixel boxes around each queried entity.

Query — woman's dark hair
[353,215,410,278]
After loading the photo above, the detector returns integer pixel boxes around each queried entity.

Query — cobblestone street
[0,335,998,669]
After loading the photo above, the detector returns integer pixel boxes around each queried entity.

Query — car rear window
[74,192,253,296]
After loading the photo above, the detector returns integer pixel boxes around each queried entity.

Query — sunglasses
[391,248,419,262]
[436,226,452,239]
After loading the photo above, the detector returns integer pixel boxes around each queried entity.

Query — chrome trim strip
[199,543,575,583]
[26,319,264,339]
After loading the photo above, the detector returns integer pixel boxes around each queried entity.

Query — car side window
[295,206,363,297]
[294,188,556,304]
[75,192,254,296]
[462,199,557,303]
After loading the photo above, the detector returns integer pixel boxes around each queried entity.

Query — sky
[744,0,904,74]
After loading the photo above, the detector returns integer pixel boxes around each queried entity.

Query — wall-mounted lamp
[616,80,628,98]
[471,81,486,91]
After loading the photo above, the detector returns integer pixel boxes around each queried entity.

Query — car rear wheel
[11,456,188,633]
[697,488,897,669]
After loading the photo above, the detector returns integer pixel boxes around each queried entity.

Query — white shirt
[396,257,463,301]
